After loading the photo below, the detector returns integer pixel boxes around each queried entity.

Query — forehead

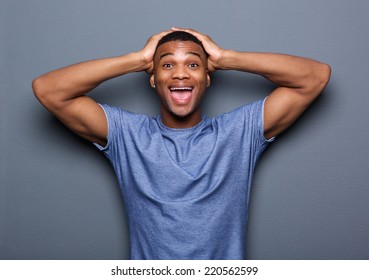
[155,41,207,60]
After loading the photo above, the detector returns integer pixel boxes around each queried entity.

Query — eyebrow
[159,51,202,60]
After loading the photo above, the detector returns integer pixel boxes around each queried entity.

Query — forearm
[33,52,147,102]
[217,50,330,94]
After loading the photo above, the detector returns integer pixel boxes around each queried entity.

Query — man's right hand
[138,30,172,74]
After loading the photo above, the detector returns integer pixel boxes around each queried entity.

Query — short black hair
[155,31,207,56]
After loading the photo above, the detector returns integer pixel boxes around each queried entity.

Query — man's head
[154,31,208,58]
[151,31,211,128]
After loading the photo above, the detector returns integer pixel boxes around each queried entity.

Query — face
[151,41,210,128]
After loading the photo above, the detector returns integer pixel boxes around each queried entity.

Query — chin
[170,106,196,118]
[170,111,192,119]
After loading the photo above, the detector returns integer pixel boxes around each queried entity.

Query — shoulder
[215,99,265,124]
[213,98,273,143]
[94,104,155,151]
[99,104,150,124]
[99,104,155,140]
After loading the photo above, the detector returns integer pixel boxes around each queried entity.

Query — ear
[206,72,211,88]
[150,72,156,88]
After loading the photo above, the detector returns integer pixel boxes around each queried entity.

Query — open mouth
[169,87,193,103]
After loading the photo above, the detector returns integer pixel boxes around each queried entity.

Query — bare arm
[173,28,331,139]
[32,30,171,146]
[217,51,331,139]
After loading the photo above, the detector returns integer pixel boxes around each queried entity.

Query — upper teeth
[170,87,192,91]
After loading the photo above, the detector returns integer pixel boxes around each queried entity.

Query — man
[33,28,331,259]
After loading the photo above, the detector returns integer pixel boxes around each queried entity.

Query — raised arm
[218,51,331,139]
[32,30,170,146]
[173,28,331,139]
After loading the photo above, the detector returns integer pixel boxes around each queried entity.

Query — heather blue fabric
[94,99,273,259]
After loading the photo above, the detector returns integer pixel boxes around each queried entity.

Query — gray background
[1,0,368,260]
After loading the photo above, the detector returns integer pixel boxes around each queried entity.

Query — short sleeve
[241,97,275,163]
[260,97,276,143]
[240,98,275,142]
[93,104,120,152]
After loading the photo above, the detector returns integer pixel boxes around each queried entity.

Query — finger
[171,27,200,35]
[171,27,185,31]
[150,29,172,43]
[172,28,211,46]
[171,27,200,36]
[159,29,173,36]
[144,29,173,52]
[171,27,197,32]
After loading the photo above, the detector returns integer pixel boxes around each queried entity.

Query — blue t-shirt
[95,99,273,259]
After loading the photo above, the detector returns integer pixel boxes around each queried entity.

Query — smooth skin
[172,27,331,139]
[150,40,211,128]
[33,28,331,146]
[33,29,172,147]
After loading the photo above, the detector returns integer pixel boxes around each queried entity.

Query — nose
[172,65,190,79]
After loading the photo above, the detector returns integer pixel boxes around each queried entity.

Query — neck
[160,109,202,129]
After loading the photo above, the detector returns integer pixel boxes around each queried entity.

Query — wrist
[129,51,151,72]
[216,49,240,70]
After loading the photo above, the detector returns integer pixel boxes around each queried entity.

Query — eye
[163,63,173,68]
[188,63,199,68]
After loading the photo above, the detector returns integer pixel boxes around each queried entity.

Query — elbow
[32,76,47,104]
[32,75,52,100]
[32,76,59,109]
[316,63,331,94]
[305,63,331,99]
[320,63,332,89]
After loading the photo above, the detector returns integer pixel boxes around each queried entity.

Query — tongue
[171,90,192,100]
